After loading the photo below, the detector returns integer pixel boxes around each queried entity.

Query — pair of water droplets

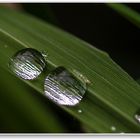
[9,48,87,106]
[9,48,140,133]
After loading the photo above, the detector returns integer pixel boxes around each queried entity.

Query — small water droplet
[134,113,140,123]
[72,69,91,84]
[9,48,46,80]
[111,126,116,131]
[78,109,82,113]
[41,50,48,59]
[44,67,86,106]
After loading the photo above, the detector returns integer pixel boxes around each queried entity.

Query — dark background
[22,3,140,80]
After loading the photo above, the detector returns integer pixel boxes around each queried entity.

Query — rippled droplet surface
[44,67,86,106]
[9,48,46,80]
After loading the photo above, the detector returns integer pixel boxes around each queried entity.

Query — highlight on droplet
[9,48,46,80]
[44,66,86,106]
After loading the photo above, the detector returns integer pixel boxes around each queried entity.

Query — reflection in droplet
[44,67,86,106]
[111,126,116,131]
[78,109,82,113]
[9,48,46,80]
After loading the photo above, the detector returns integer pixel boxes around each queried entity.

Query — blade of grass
[0,7,140,132]
[107,3,140,28]
[0,35,132,133]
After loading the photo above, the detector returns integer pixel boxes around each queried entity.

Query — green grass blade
[107,3,140,28]
[0,7,140,132]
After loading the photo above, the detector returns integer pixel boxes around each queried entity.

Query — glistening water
[9,48,46,80]
[9,49,86,106]
[44,67,86,106]
[134,113,140,123]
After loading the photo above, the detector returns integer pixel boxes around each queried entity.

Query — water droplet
[44,67,86,106]
[9,48,46,80]
[78,109,82,113]
[41,50,48,59]
[111,126,116,131]
[72,69,91,84]
[134,113,140,123]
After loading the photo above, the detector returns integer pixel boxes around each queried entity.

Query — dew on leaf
[111,126,116,131]
[78,109,82,113]
[44,67,86,106]
[134,113,140,123]
[9,48,46,80]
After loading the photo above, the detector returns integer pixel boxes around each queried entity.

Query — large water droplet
[44,67,86,106]
[9,48,46,80]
